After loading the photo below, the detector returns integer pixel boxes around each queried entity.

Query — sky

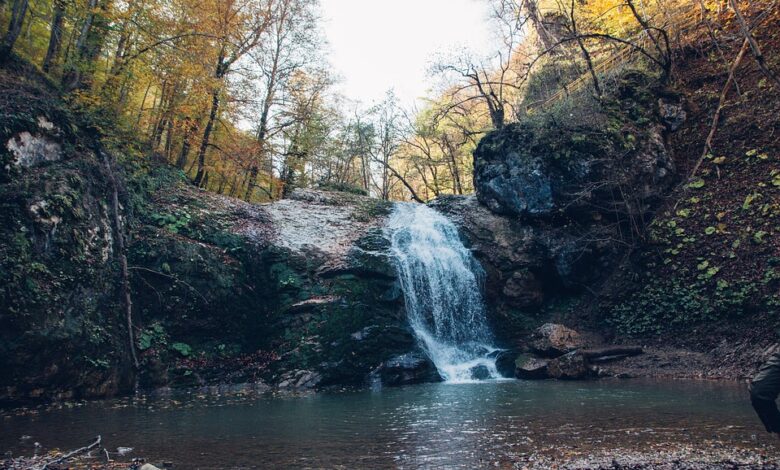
[319,0,496,109]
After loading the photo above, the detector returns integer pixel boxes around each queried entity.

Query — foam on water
[387,203,502,382]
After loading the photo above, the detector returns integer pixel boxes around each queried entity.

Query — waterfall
[387,202,502,383]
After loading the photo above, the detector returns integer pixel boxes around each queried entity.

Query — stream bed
[2,379,778,469]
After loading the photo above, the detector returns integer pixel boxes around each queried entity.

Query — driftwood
[580,346,643,360]
[38,435,102,470]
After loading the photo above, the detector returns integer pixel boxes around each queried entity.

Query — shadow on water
[1,379,776,468]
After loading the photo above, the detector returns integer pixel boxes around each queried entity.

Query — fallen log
[580,346,643,360]
[38,435,101,470]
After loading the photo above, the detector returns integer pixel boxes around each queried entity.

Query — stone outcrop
[473,70,680,220]
[432,195,615,321]
[432,70,685,333]
[507,323,643,380]
[0,67,421,401]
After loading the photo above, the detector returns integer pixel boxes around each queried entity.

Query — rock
[494,350,520,377]
[295,370,321,389]
[502,271,544,309]
[473,107,676,219]
[470,365,491,380]
[278,369,322,390]
[515,354,550,380]
[658,97,686,131]
[6,131,62,168]
[350,326,377,341]
[547,352,591,380]
[139,464,162,470]
[379,352,440,386]
[1,65,414,403]
[530,323,583,357]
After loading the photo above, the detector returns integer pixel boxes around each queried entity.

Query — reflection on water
[1,379,776,469]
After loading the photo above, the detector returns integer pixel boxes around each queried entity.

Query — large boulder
[494,349,521,377]
[473,70,679,220]
[515,354,550,379]
[377,352,440,386]
[547,352,591,380]
[530,323,583,357]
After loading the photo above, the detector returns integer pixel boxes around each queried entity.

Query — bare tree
[245,0,318,200]
[368,92,403,200]
[431,0,529,129]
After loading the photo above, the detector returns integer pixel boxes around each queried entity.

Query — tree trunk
[175,118,195,170]
[246,93,272,200]
[42,0,66,72]
[0,0,29,62]
[193,88,220,187]
[62,0,111,91]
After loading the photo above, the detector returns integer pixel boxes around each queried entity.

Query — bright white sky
[319,0,495,109]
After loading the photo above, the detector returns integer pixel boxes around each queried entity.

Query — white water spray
[387,203,502,382]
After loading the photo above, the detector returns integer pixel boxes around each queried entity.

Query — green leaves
[689,179,706,189]
[151,210,191,234]
[171,342,192,357]
[753,231,768,244]
[743,192,761,210]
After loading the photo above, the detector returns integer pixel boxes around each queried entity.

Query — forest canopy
[0,0,702,202]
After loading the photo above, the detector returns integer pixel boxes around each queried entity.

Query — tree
[245,0,318,200]
[369,92,403,200]
[62,0,114,91]
[192,0,274,187]
[0,0,29,62]
[432,0,529,129]
[278,69,332,197]
[42,0,67,72]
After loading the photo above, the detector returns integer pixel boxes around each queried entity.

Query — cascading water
[387,202,502,383]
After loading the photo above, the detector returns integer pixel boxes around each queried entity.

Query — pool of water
[1,379,776,469]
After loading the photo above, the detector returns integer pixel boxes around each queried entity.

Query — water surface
[1,379,776,469]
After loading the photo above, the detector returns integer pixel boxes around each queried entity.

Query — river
[2,379,776,468]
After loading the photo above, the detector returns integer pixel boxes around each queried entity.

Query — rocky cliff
[434,69,686,341]
[0,62,433,402]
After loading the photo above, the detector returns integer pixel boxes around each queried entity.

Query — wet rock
[494,350,520,377]
[379,352,440,386]
[430,196,621,329]
[530,323,583,357]
[278,370,322,390]
[350,326,378,341]
[547,352,591,380]
[515,354,550,380]
[470,365,491,380]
